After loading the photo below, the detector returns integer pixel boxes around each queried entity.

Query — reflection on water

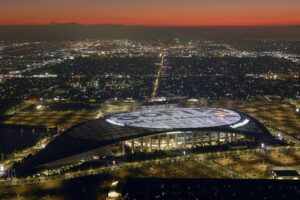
[0,174,111,200]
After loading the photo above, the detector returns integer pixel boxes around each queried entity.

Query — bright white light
[296,108,300,113]
[111,181,119,187]
[261,143,265,149]
[106,119,124,127]
[166,131,183,135]
[107,108,241,129]
[0,165,4,171]
[277,133,283,140]
[230,119,250,129]
[108,191,121,198]
[188,99,198,102]
[36,105,43,110]
[95,111,103,119]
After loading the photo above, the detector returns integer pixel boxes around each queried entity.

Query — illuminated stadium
[21,107,276,170]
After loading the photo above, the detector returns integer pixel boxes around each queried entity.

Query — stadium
[20,107,276,171]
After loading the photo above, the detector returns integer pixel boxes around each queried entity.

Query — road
[1,146,299,187]
[151,51,167,101]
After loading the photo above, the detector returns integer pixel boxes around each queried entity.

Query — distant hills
[0,24,300,41]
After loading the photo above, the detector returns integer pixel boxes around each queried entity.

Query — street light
[108,191,121,198]
[277,133,283,140]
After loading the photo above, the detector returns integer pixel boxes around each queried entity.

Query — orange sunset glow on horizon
[1,0,300,26]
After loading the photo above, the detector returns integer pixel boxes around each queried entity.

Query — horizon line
[0,23,300,28]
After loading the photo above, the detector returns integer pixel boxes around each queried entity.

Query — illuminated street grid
[116,148,300,180]
[216,100,300,139]
[212,149,300,179]
[1,147,299,188]
[114,159,224,179]
[3,110,99,130]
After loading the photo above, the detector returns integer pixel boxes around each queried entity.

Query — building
[20,107,276,171]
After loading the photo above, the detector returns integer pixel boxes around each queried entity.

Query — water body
[0,125,55,155]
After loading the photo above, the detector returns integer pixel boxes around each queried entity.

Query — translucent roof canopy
[106,108,241,129]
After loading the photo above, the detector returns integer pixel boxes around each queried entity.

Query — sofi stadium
[20,107,276,171]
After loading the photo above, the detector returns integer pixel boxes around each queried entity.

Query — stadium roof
[106,108,242,129]
[21,107,276,170]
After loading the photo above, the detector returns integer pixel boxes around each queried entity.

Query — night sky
[1,0,300,26]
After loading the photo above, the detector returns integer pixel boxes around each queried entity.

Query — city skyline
[1,0,300,26]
